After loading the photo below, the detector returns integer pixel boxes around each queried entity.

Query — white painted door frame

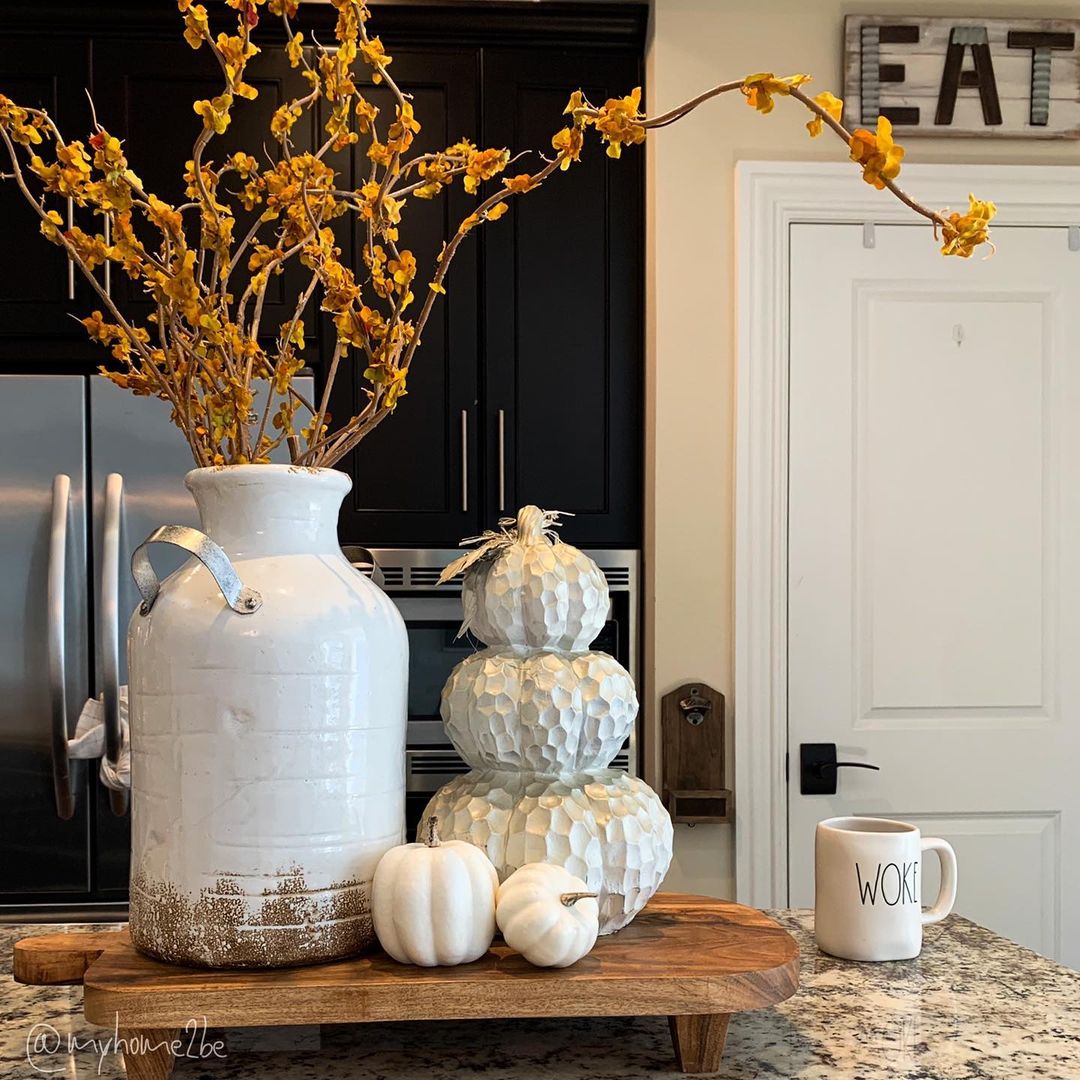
[733,160,1080,908]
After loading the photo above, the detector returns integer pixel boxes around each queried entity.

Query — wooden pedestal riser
[14,894,799,1078]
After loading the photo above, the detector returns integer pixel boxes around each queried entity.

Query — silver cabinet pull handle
[66,198,75,301]
[48,474,75,820]
[497,408,506,512]
[100,473,128,816]
[103,214,111,297]
[132,525,262,616]
[461,409,468,513]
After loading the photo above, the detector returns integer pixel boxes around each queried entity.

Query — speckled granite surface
[2,911,1078,1078]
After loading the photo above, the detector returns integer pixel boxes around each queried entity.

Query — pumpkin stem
[560,891,598,907]
[514,506,571,546]
[423,816,441,848]
[516,505,547,545]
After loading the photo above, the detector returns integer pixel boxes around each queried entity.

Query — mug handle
[920,837,958,925]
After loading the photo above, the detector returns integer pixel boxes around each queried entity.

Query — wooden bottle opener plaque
[661,682,732,824]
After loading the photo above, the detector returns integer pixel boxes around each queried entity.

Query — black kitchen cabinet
[91,37,317,337]
[333,41,644,547]
[0,39,92,349]
[483,49,644,546]
[331,50,482,546]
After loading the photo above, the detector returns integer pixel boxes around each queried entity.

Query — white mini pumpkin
[372,817,498,967]
[439,506,608,652]
[496,862,599,967]
[441,647,637,773]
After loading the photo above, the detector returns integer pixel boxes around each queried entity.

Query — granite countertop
[2,911,1078,1079]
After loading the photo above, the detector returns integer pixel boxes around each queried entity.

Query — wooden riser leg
[669,1013,731,1074]
[120,1028,179,1080]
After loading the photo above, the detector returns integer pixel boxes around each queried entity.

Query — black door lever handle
[800,743,880,795]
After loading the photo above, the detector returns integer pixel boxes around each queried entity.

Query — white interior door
[787,223,1080,967]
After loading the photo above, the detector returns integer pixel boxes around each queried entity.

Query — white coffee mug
[814,816,957,961]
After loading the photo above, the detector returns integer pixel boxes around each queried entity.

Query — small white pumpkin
[496,862,599,967]
[372,817,498,967]
[439,506,609,652]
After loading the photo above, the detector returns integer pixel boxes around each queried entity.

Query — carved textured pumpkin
[428,506,673,935]
[423,768,673,934]
[441,647,636,773]
[439,505,608,651]
[496,862,599,967]
[372,817,498,967]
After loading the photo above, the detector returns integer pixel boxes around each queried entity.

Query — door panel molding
[733,161,1080,908]
[852,284,1056,726]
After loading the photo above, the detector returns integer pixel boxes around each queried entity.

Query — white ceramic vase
[126,465,408,969]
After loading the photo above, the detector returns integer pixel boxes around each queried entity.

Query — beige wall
[645,0,1080,897]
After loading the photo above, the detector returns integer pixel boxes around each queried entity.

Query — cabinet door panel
[330,50,480,545]
[91,39,316,341]
[0,40,91,341]
[483,50,643,546]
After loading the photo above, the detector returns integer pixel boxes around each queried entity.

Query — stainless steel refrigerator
[0,373,310,919]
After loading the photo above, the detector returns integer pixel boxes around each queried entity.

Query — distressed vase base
[129,868,375,969]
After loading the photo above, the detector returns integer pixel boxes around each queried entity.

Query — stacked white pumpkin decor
[421,506,673,934]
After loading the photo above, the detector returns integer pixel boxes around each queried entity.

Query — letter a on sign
[936,27,1002,126]
[843,15,1080,138]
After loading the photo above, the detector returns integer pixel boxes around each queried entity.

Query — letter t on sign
[1008,31,1076,125]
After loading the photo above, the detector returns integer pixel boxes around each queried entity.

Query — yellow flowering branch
[567,74,995,260]
[0,1,996,470]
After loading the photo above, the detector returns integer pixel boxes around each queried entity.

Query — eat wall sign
[843,15,1080,138]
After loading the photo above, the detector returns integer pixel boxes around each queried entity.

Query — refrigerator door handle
[47,474,76,820]
[101,473,128,816]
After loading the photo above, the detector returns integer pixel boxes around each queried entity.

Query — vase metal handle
[132,525,262,616]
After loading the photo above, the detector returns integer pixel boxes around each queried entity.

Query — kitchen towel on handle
[69,688,131,792]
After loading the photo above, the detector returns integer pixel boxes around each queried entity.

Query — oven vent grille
[408,752,470,774]
[407,750,631,775]
[603,567,631,588]
[408,566,446,587]
[378,565,406,587]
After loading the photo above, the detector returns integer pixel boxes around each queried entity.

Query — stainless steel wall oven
[345,548,641,838]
